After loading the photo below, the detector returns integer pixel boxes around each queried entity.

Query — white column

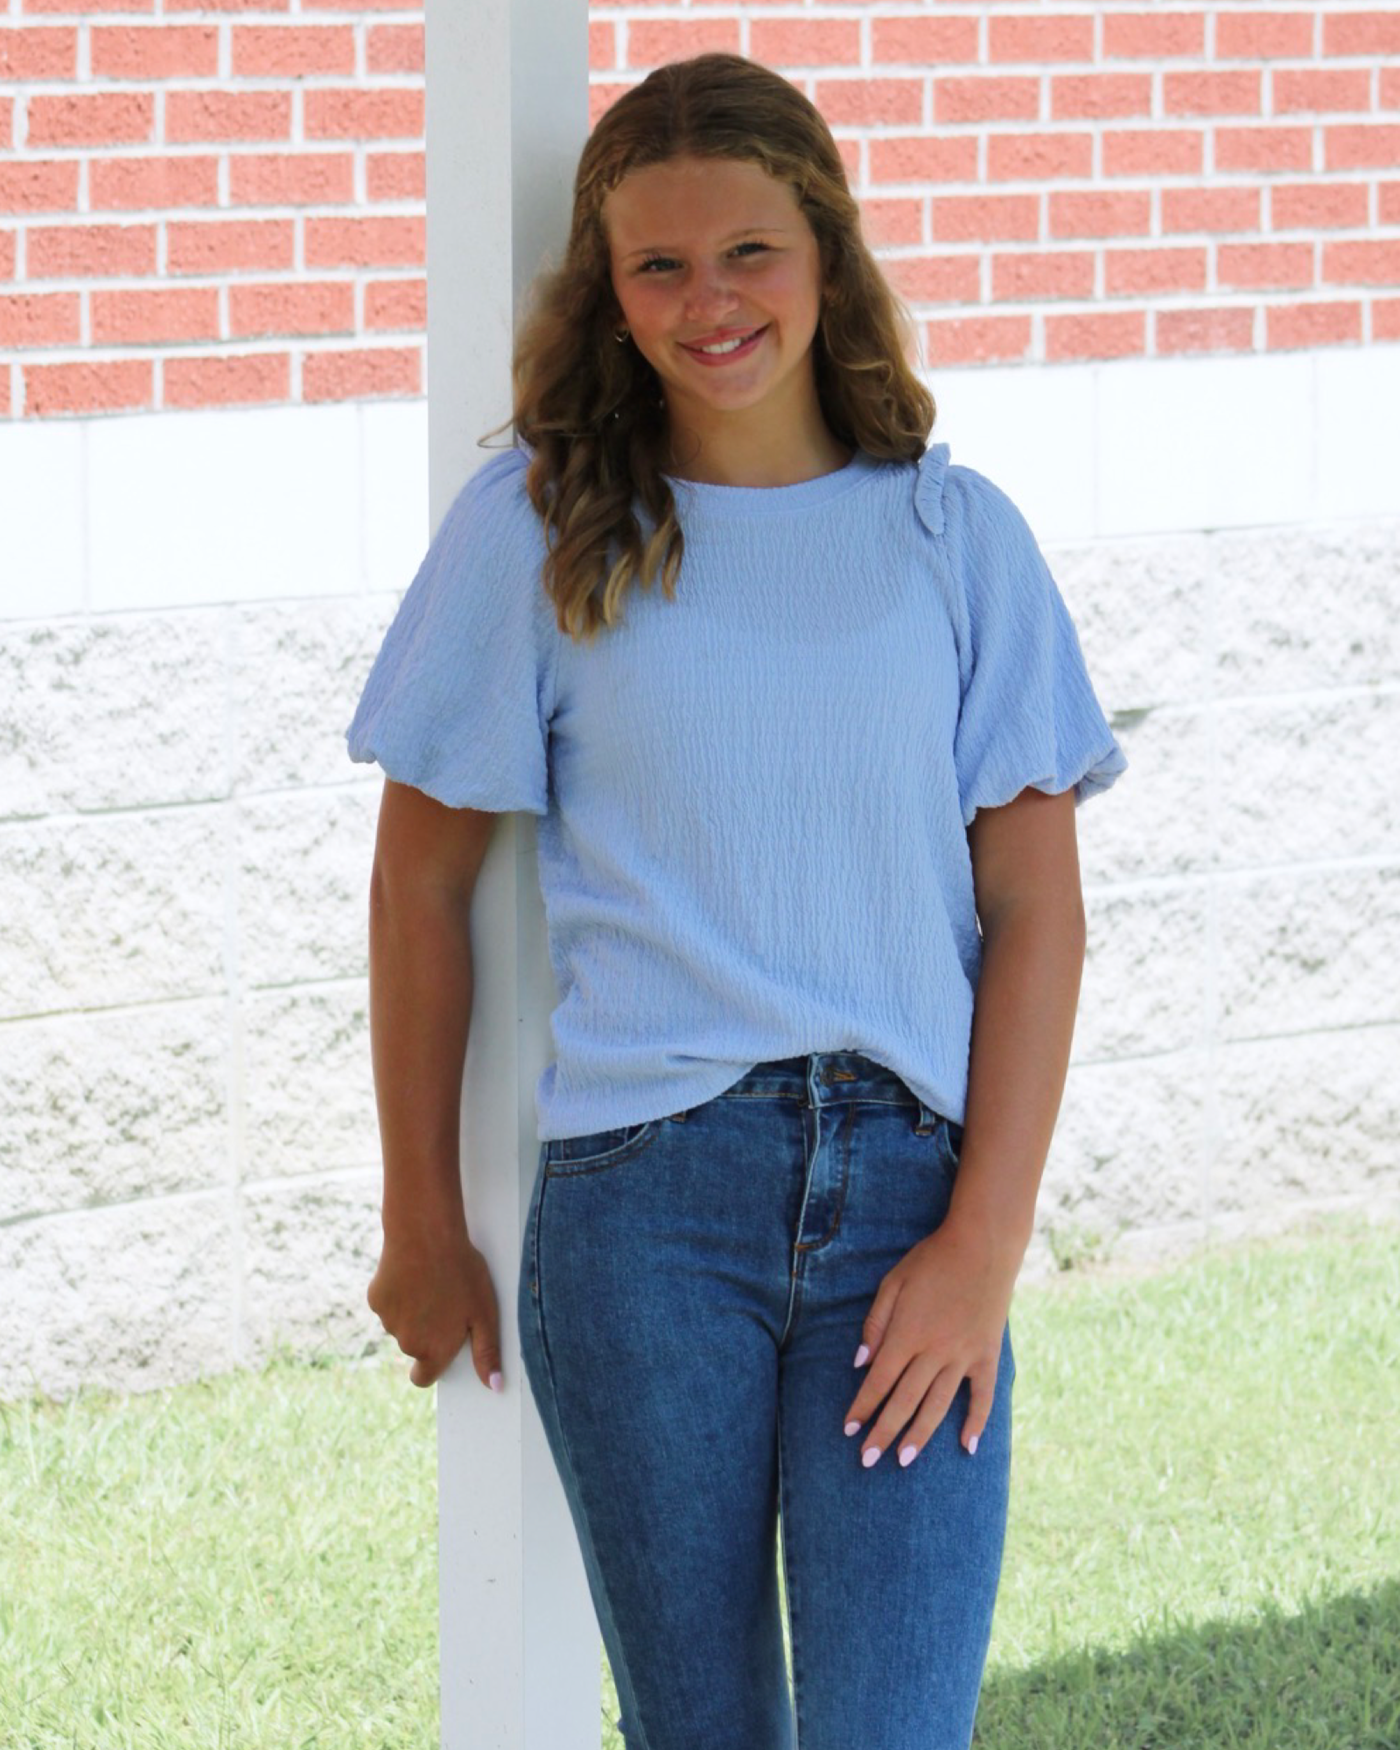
[425,3,597,1747]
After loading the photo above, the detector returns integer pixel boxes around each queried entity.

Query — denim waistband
[715,1052,941,1134]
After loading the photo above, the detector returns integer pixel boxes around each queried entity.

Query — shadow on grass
[973,1577,1400,1749]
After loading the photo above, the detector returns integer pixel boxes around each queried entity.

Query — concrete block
[242,981,378,1181]
[1217,691,1400,868]
[1213,1026,1400,1214]
[0,809,226,1020]
[240,1170,382,1365]
[232,594,399,793]
[1219,865,1400,1038]
[1056,533,1209,710]
[1077,705,1212,886]
[0,612,228,821]
[1075,884,1209,1060]
[0,1001,228,1222]
[0,1195,234,1403]
[237,786,379,988]
[1214,520,1400,697]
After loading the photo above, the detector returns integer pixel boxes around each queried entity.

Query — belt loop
[913,1099,937,1135]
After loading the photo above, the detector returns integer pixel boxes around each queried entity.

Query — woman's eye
[637,242,769,274]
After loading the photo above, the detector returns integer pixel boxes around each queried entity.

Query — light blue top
[346,441,1127,1140]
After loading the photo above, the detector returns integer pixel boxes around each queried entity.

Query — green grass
[3,1213,1396,1749]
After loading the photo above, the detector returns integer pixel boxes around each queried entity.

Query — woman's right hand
[367,1223,503,1392]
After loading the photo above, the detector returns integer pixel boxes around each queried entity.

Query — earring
[614,325,630,343]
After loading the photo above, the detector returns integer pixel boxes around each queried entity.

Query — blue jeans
[517,1051,1015,1750]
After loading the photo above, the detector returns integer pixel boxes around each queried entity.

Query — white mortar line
[222,606,250,1372]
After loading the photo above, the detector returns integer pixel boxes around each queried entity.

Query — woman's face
[600,154,828,451]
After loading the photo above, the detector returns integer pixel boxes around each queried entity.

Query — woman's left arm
[841,784,1086,1466]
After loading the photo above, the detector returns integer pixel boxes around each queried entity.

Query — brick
[166,217,294,274]
[24,0,155,11]
[1325,123,1400,170]
[26,222,157,278]
[1216,10,1314,60]
[1050,188,1152,238]
[304,214,423,268]
[934,76,1039,125]
[1323,238,1400,284]
[923,313,1031,366]
[25,358,151,416]
[89,153,219,211]
[749,19,861,68]
[1102,11,1206,59]
[1156,305,1255,355]
[989,249,1095,300]
[0,26,76,79]
[1104,246,1206,295]
[1271,180,1369,231]
[363,276,424,330]
[1161,184,1261,233]
[987,132,1093,181]
[365,22,422,74]
[1273,67,1372,115]
[1218,240,1314,289]
[869,135,978,185]
[1162,70,1262,118]
[301,344,419,402]
[1323,9,1400,56]
[880,252,981,305]
[1045,308,1147,362]
[91,285,220,344]
[228,279,355,338]
[163,350,290,409]
[589,20,616,73]
[1050,73,1153,120]
[871,16,978,67]
[1376,296,1400,338]
[0,230,14,280]
[298,0,414,9]
[814,78,923,128]
[90,24,218,79]
[303,87,425,141]
[858,197,922,247]
[165,89,291,144]
[1267,299,1364,347]
[988,14,1094,64]
[0,291,80,349]
[26,91,154,148]
[228,150,354,206]
[931,193,1038,243]
[164,0,291,10]
[231,24,355,78]
[1214,125,1313,173]
[1104,129,1204,176]
[0,159,79,214]
[365,149,423,202]
[625,19,741,67]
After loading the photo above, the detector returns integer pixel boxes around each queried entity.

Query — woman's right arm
[364,776,506,1392]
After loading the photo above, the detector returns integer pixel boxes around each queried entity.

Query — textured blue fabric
[346,441,1127,1139]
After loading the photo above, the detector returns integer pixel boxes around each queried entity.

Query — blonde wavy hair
[481,51,936,643]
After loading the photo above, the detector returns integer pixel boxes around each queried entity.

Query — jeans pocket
[543,1120,661,1177]
[939,1117,964,1175]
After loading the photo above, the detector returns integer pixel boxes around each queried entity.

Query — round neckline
[661,447,881,515]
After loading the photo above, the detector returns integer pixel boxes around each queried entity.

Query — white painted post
[424,3,599,1747]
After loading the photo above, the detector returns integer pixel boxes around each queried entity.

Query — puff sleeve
[345,446,557,815]
[939,461,1127,828]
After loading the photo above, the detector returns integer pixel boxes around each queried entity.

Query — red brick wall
[2,3,1398,421]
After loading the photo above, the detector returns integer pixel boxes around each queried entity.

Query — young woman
[348,51,1126,1750]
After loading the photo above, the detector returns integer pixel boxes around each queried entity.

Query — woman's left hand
[841,1214,1022,1467]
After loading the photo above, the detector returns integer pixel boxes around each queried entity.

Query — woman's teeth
[693,329,760,354]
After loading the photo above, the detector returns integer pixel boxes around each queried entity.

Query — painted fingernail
[898,1444,918,1467]
[489,1371,503,1393]
[967,1433,979,1456]
[844,1419,861,1437]
[853,1344,870,1367]
[862,1445,881,1468]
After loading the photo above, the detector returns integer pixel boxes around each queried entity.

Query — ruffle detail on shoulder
[913,442,952,537]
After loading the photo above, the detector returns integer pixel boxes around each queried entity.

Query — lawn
[3,1211,1396,1749]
